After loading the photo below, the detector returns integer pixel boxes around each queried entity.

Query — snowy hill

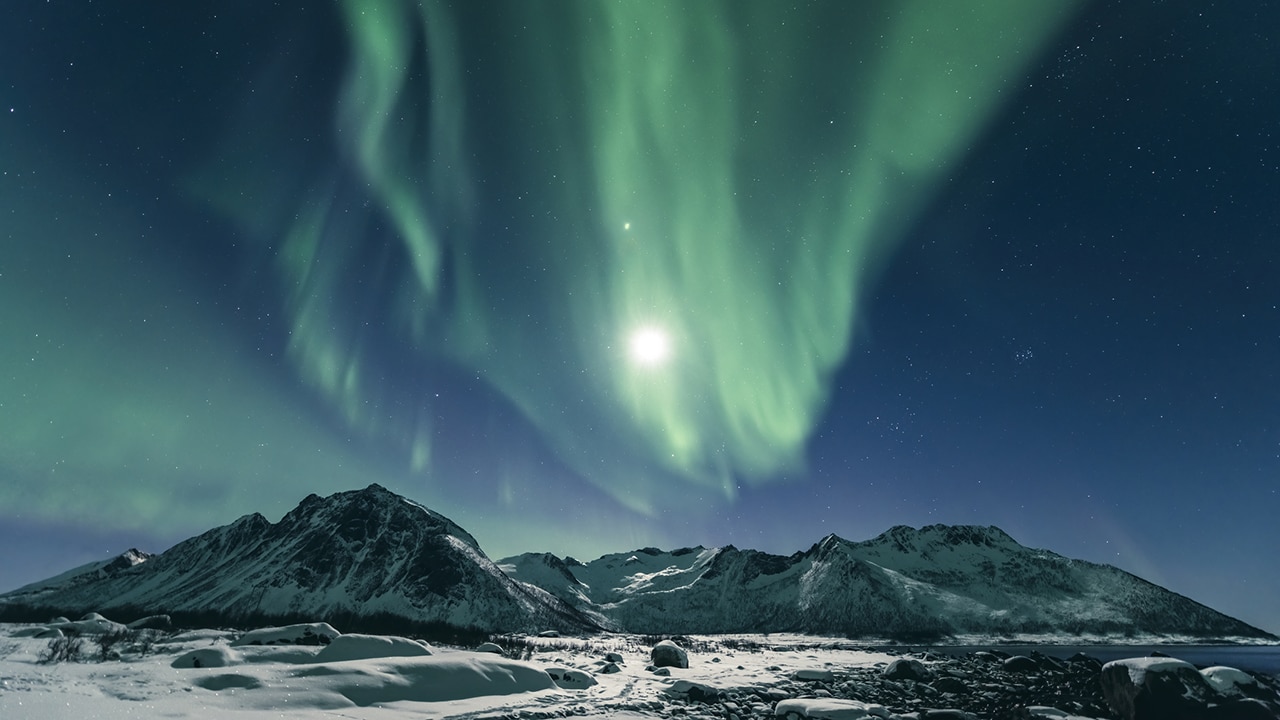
[0,485,591,634]
[502,525,1276,641]
[3,486,1272,641]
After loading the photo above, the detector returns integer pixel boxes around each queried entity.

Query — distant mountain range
[2,484,1273,641]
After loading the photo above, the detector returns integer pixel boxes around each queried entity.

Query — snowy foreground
[2,620,1279,720]
[2,622,899,720]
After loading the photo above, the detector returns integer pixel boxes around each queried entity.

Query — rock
[652,666,671,676]
[666,680,722,703]
[538,630,562,638]
[919,711,979,720]
[1200,666,1258,697]
[1066,652,1103,670]
[475,642,505,655]
[651,639,689,669]
[930,676,969,694]
[600,661,621,674]
[544,666,597,689]
[604,651,624,663]
[1100,657,1221,720]
[774,697,890,719]
[883,658,931,682]
[793,669,836,682]
[1002,655,1041,674]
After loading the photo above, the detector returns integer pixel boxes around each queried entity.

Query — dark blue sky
[2,1,1277,634]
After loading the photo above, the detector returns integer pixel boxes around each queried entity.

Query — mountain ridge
[2,484,1273,642]
[0,484,595,635]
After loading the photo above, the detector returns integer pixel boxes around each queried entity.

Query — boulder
[545,666,597,689]
[774,698,891,719]
[930,676,969,694]
[1002,655,1041,674]
[1065,652,1103,670]
[665,679,722,703]
[1200,665,1258,697]
[651,639,689,669]
[882,658,931,682]
[793,669,835,682]
[1100,657,1220,720]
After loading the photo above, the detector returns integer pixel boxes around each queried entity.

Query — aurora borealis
[2,1,1278,634]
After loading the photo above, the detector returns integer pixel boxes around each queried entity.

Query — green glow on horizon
[224,0,1081,513]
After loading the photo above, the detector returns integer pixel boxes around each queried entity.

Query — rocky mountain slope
[0,485,591,634]
[500,525,1275,640]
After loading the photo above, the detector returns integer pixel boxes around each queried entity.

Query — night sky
[2,1,1277,634]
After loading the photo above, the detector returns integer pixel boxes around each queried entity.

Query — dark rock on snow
[1100,656,1280,720]
[651,639,689,669]
[883,657,931,681]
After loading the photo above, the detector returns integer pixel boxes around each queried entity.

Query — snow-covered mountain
[0,485,591,634]
[4,486,1272,641]
[501,525,1276,640]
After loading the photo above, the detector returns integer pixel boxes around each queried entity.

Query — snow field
[0,623,902,719]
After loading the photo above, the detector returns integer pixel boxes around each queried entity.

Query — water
[930,644,1280,676]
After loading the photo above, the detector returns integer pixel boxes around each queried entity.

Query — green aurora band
[219,1,1081,513]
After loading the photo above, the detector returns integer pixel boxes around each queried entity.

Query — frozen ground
[0,623,904,719]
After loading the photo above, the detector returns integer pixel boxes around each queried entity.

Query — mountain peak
[810,533,848,555]
[2,485,594,634]
[870,523,1017,551]
[284,485,481,550]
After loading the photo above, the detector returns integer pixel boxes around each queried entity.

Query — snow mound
[775,697,892,719]
[1200,665,1257,696]
[287,654,557,705]
[172,646,241,668]
[1102,655,1197,685]
[312,633,432,662]
[231,623,340,646]
[47,614,128,636]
